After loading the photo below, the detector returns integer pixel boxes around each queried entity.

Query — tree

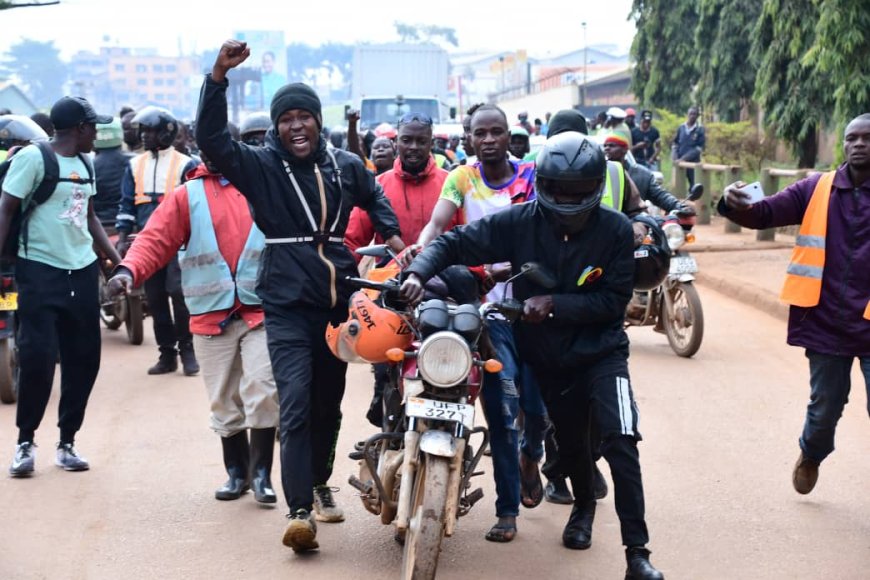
[394,22,458,47]
[1,39,67,107]
[694,0,761,122]
[752,0,832,167]
[804,0,870,129]
[630,0,699,112]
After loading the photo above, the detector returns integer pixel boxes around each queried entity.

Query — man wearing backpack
[0,96,121,477]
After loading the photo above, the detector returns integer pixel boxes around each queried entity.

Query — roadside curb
[694,270,789,322]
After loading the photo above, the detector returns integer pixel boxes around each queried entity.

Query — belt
[265,234,344,245]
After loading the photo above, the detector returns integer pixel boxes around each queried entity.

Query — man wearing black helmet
[116,106,199,376]
[239,112,271,147]
[401,132,665,580]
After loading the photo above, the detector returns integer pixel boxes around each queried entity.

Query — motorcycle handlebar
[345,276,401,293]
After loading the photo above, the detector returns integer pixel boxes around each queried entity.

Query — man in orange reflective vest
[719,113,870,495]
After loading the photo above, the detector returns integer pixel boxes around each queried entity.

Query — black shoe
[545,477,574,505]
[215,431,250,501]
[249,428,277,504]
[179,343,199,376]
[148,353,177,375]
[625,546,664,580]
[562,500,595,550]
[594,463,609,500]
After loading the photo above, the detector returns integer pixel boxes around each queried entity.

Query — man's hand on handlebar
[399,273,425,305]
[396,243,421,268]
[106,269,134,299]
[522,295,554,323]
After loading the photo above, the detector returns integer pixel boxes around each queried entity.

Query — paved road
[1,284,868,579]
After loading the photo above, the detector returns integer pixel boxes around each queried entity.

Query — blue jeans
[481,319,547,518]
[800,350,870,463]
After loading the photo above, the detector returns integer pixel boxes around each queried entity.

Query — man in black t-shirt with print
[630,110,661,170]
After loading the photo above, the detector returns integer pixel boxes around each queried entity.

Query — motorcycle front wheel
[401,453,450,580]
[125,294,144,345]
[98,269,123,330]
[663,282,704,358]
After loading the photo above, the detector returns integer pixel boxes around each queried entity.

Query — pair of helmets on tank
[325,291,413,364]
[131,106,179,149]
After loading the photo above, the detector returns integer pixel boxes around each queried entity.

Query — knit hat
[546,109,588,138]
[269,83,322,128]
[601,128,631,148]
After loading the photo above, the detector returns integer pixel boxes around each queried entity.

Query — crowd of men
[0,37,867,580]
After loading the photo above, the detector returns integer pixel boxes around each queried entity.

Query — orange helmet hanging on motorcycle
[325,291,413,363]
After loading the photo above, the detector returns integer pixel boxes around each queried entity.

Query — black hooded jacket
[405,202,635,369]
[195,74,401,309]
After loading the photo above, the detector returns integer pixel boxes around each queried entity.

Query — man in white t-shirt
[0,96,121,477]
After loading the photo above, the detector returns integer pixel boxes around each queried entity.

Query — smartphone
[741,181,765,203]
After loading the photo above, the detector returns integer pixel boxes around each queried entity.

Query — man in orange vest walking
[719,113,870,495]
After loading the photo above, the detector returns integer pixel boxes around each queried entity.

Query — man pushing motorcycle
[400,132,665,580]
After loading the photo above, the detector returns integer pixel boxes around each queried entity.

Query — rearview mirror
[688,183,704,202]
[355,244,391,258]
[520,262,557,289]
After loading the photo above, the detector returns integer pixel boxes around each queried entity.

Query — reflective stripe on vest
[133,149,186,205]
[601,161,625,211]
[779,171,835,308]
[177,178,265,315]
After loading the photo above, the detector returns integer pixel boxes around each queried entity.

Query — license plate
[0,293,17,311]
[669,255,697,275]
[406,397,475,429]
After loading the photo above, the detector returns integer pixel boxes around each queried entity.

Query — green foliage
[394,22,458,47]
[752,0,832,167]
[1,39,67,107]
[804,0,870,127]
[703,121,776,172]
[630,0,699,112]
[694,0,761,122]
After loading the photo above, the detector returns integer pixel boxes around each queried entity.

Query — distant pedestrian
[719,113,870,496]
[631,110,661,170]
[672,106,705,188]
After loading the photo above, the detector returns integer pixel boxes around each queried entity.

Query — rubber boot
[179,341,200,376]
[249,428,277,504]
[215,431,250,501]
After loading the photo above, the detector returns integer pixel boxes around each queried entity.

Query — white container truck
[352,43,454,129]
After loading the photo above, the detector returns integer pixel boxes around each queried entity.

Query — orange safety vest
[780,171,870,320]
[133,150,185,205]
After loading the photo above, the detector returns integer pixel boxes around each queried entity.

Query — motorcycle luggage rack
[357,431,404,510]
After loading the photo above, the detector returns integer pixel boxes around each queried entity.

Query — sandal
[520,454,544,509]
[485,520,517,543]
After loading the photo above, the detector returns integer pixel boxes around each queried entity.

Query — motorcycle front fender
[418,430,457,458]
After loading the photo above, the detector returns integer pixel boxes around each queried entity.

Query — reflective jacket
[178,178,264,315]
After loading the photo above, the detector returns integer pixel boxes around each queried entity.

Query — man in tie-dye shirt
[415,103,546,543]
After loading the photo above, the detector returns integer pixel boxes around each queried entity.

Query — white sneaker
[9,442,36,477]
[55,443,89,471]
[312,485,345,522]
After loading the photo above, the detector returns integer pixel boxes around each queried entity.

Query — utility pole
[499,55,505,93]
[582,21,588,107]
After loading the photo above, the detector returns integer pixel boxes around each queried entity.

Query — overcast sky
[4,0,637,59]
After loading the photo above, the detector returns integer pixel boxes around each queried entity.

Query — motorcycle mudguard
[419,430,457,458]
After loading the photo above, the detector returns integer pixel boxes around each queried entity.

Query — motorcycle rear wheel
[0,338,18,404]
[401,453,450,580]
[125,295,144,345]
[663,282,704,358]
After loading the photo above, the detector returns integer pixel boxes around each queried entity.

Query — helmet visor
[536,177,603,216]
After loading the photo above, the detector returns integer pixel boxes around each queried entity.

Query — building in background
[0,81,39,115]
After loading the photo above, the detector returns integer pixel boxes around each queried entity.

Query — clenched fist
[212,40,251,83]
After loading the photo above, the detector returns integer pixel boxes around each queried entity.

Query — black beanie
[270,82,322,128]
[547,109,588,138]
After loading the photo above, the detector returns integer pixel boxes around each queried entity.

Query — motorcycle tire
[401,453,450,580]
[663,282,704,358]
[0,338,18,404]
[125,295,144,346]
[98,270,123,330]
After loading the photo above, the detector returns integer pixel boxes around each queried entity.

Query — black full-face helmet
[239,112,272,146]
[631,214,671,291]
[131,106,178,149]
[535,131,607,233]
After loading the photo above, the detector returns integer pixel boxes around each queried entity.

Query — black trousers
[15,258,101,444]
[264,303,347,512]
[143,257,191,355]
[536,349,650,547]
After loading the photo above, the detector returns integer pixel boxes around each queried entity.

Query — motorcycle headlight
[417,331,472,388]
[663,222,686,250]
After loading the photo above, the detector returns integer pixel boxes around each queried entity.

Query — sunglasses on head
[398,112,433,126]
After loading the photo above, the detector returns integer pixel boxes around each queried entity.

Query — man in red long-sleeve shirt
[107,150,279,505]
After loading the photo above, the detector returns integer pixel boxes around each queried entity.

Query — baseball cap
[606,107,627,119]
[641,110,654,120]
[50,96,112,131]
[625,107,637,116]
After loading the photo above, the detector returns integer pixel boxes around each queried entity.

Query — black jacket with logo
[196,75,401,309]
[405,202,634,369]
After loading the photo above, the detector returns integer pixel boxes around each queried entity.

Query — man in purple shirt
[718,113,870,495]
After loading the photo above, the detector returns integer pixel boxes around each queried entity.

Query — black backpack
[0,141,94,260]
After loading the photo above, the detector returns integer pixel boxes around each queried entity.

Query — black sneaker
[179,344,199,376]
[544,477,574,505]
[625,546,664,580]
[148,354,178,375]
[282,509,319,552]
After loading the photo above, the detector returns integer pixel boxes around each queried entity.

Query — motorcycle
[625,185,705,358]
[0,263,19,404]
[98,232,147,345]
[336,247,553,579]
